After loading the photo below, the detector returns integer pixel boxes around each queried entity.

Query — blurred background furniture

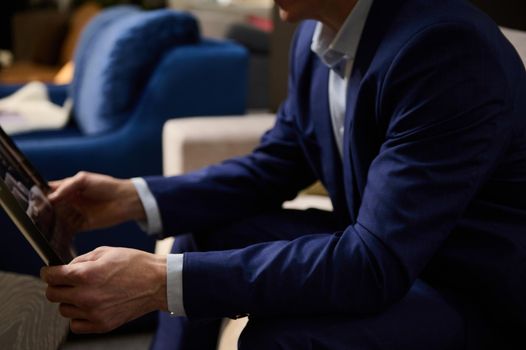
[0,271,69,349]
[0,2,102,84]
[0,5,248,278]
[0,0,170,85]
[168,0,271,39]
[170,1,297,112]
[226,23,269,109]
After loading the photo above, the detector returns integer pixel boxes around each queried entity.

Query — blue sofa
[0,5,248,276]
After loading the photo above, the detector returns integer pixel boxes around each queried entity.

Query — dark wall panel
[470,0,526,30]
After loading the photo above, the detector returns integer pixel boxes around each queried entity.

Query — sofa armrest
[162,114,276,176]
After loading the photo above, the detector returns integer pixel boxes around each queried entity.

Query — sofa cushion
[71,7,199,135]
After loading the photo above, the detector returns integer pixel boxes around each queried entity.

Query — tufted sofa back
[70,6,199,135]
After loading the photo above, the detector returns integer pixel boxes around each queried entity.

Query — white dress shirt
[133,0,373,317]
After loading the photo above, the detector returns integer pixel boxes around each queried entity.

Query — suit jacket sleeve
[179,23,516,319]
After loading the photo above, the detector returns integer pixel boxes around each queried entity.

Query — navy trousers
[150,209,495,350]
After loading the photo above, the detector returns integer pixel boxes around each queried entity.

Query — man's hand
[48,172,146,232]
[41,247,168,334]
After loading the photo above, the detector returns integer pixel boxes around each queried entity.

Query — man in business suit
[41,0,526,348]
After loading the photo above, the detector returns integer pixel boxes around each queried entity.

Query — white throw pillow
[0,82,71,135]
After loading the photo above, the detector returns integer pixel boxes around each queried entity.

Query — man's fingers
[70,249,102,265]
[70,319,115,334]
[70,319,100,334]
[46,287,78,305]
[41,263,89,286]
[48,180,64,190]
[48,177,78,202]
[48,172,89,203]
[47,178,74,202]
[59,303,88,319]
[70,255,93,265]
[42,248,108,286]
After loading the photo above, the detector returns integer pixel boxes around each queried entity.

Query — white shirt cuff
[131,177,163,235]
[167,253,186,316]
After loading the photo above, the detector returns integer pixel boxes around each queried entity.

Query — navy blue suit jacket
[146,0,526,327]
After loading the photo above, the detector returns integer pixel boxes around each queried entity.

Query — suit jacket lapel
[310,61,350,222]
[342,65,363,223]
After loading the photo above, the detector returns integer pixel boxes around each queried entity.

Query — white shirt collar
[311,0,374,69]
